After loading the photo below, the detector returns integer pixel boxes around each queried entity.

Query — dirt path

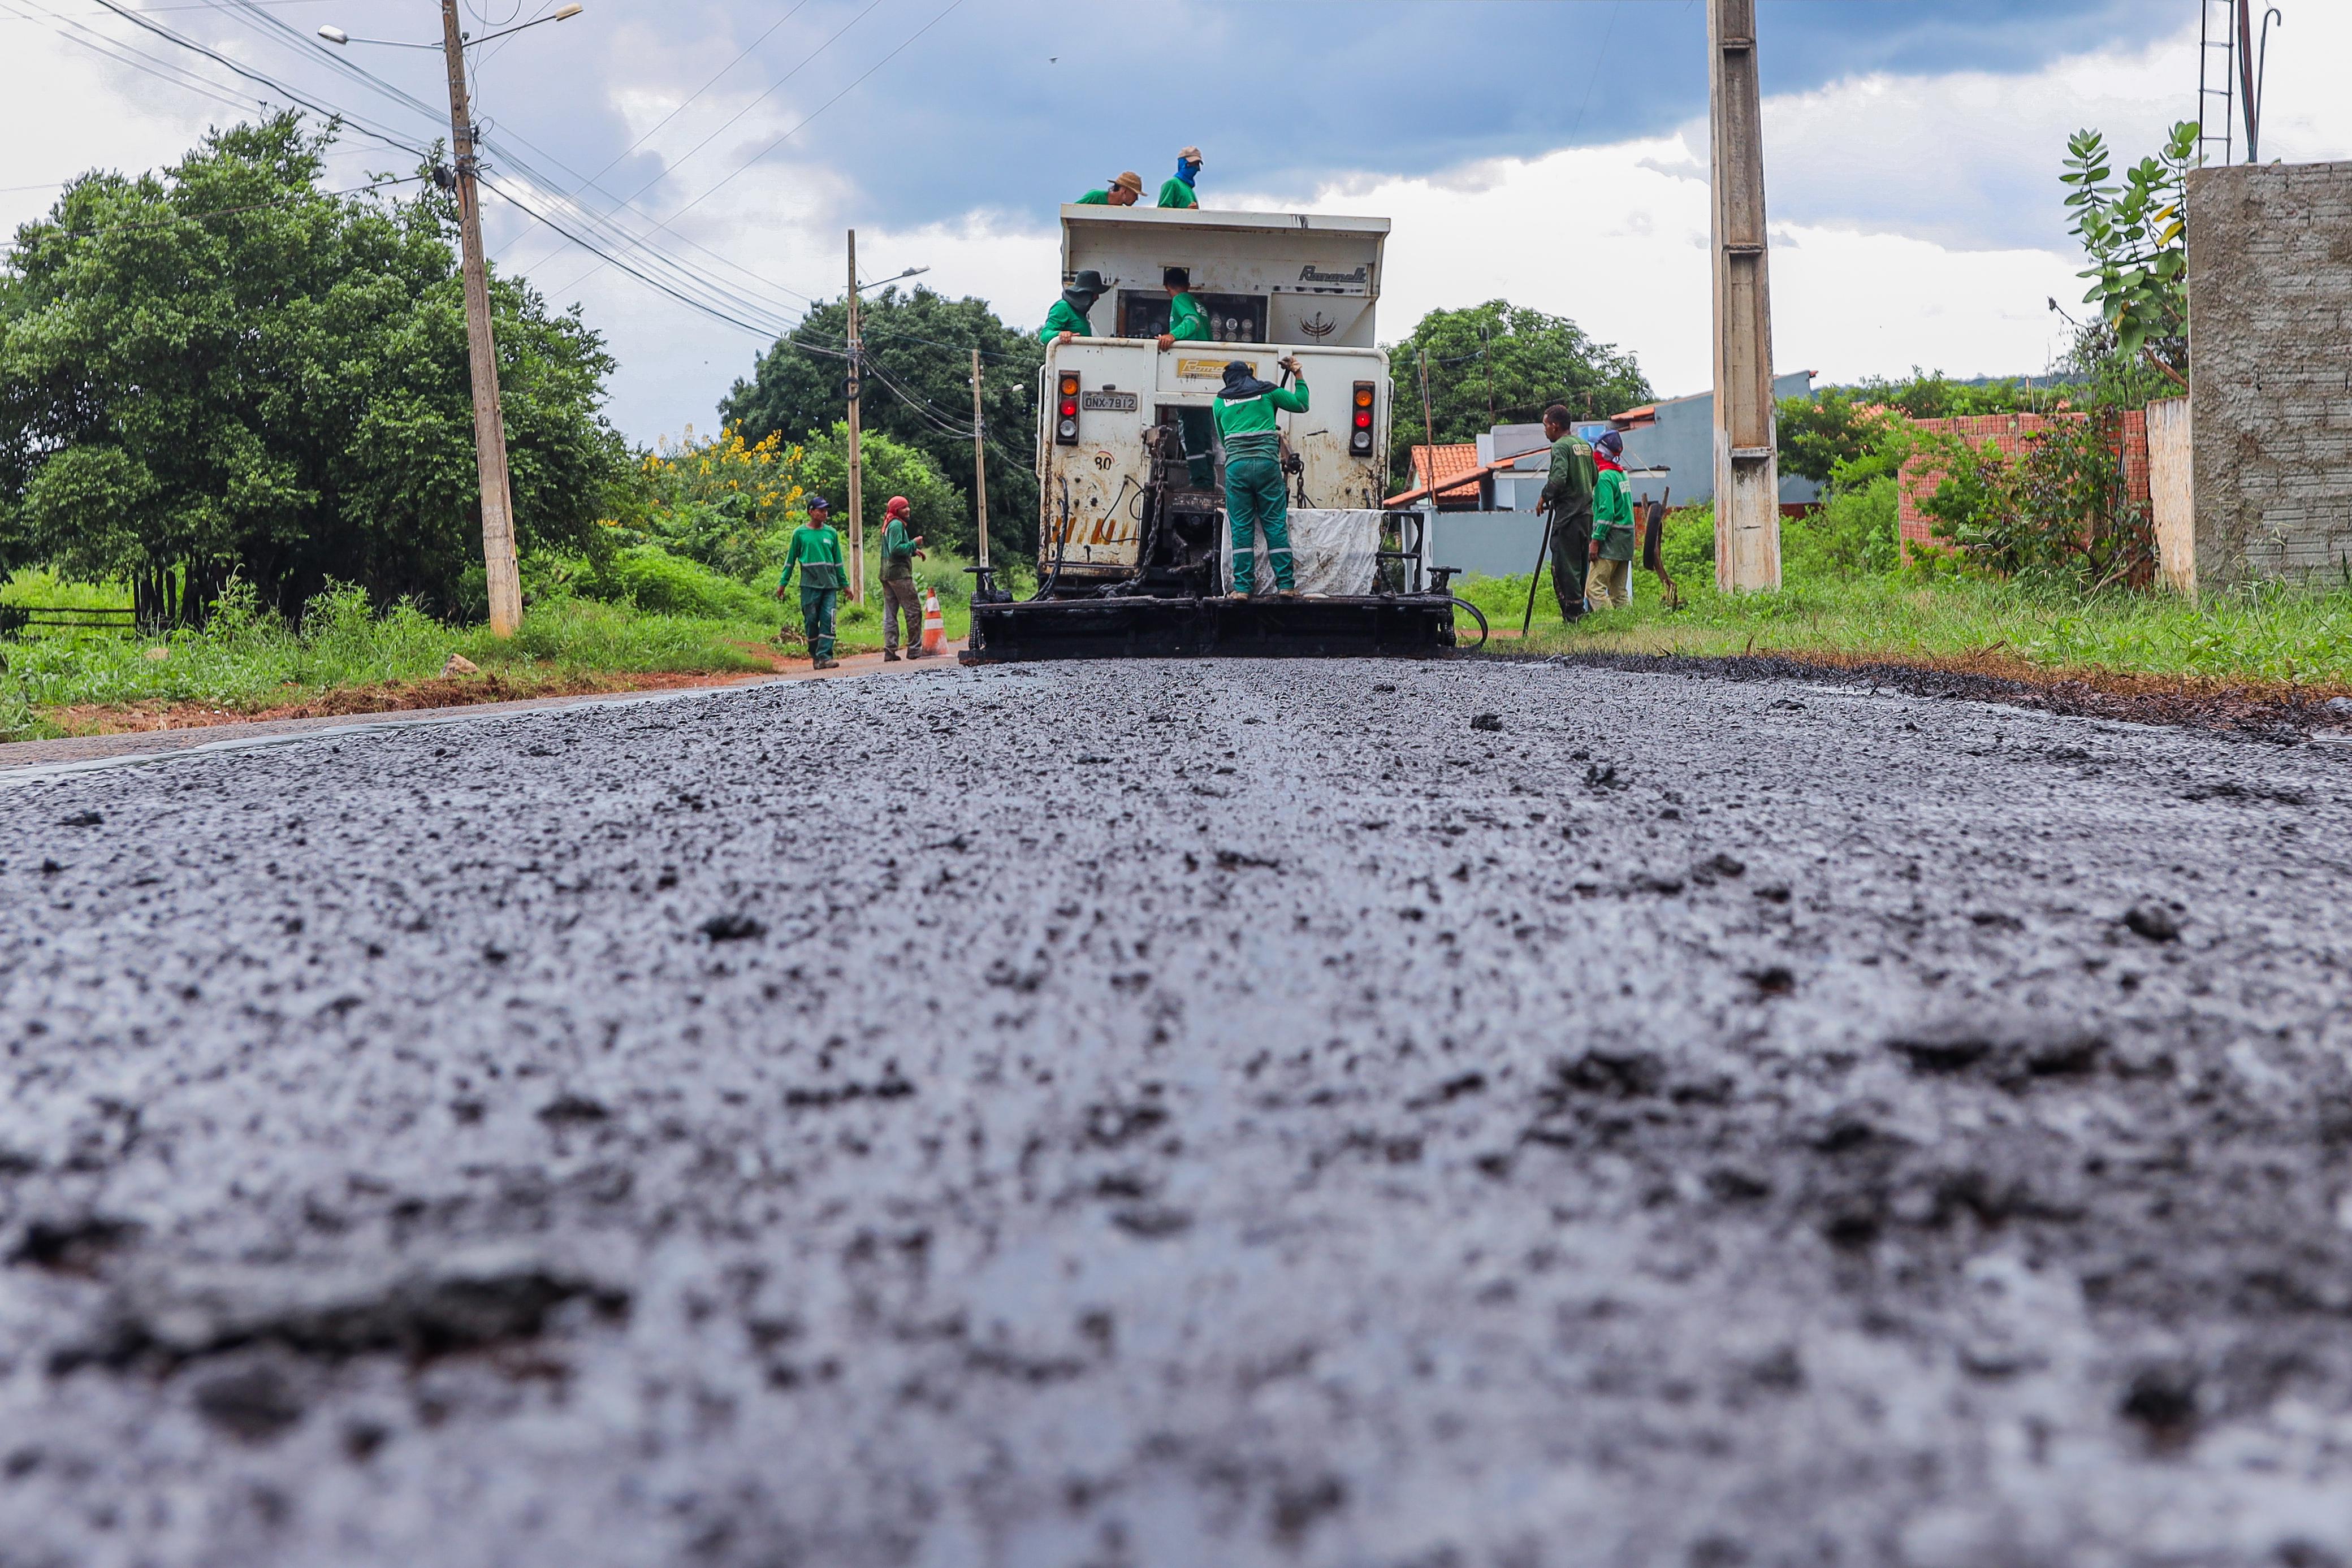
[3,658,2350,1565]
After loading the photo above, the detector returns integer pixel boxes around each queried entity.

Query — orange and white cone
[921,589,945,653]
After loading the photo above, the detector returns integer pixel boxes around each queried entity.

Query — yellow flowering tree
[619,423,810,581]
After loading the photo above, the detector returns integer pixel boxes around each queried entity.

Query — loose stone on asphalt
[3,658,2350,1566]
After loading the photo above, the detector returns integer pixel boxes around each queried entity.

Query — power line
[0,0,269,118]
[80,0,436,154]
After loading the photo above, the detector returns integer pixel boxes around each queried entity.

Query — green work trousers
[1176,406,1217,489]
[1225,456,1294,594]
[1549,508,1592,622]
[799,586,837,660]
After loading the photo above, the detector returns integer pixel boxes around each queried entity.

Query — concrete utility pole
[844,229,866,604]
[1708,0,1782,593]
[970,346,990,576]
[439,0,524,635]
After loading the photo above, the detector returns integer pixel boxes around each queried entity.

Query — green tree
[797,422,969,557]
[0,113,622,624]
[1381,301,1651,488]
[720,287,1042,559]
[2063,121,2195,372]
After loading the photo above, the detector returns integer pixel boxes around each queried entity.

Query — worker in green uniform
[1157,146,1203,209]
[1040,268,1108,346]
[1537,404,1597,623]
[1155,266,1209,352]
[1213,357,1308,597]
[878,495,929,661]
[1158,266,1218,486]
[1585,430,1637,610]
[1075,171,1144,206]
[777,496,848,669]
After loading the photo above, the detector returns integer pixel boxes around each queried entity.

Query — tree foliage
[719,287,1041,558]
[1917,417,2152,590]
[797,421,969,557]
[2063,121,2195,369]
[1381,301,1652,487]
[0,114,624,623]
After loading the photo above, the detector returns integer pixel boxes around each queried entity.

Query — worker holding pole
[1537,404,1597,623]
[1215,357,1308,599]
[1040,270,1108,346]
[1586,430,1637,610]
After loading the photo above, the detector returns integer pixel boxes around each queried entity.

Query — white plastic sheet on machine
[1219,508,1380,596]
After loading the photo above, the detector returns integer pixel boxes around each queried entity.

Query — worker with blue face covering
[1157,146,1203,209]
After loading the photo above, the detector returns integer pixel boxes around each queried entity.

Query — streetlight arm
[855,265,930,294]
[317,26,440,49]
[471,5,584,46]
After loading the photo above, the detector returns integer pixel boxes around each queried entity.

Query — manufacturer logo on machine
[1177,358,1252,379]
[1299,312,1336,339]
[1297,264,1368,286]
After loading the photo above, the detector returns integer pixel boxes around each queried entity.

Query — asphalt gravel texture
[3,658,2350,1568]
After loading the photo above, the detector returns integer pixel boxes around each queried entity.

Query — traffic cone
[921,589,945,653]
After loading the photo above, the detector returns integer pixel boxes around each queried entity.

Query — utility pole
[439,0,523,635]
[1708,0,1782,594]
[844,229,866,604]
[969,346,990,579]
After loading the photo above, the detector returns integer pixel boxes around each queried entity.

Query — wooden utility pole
[844,229,866,604]
[969,346,990,575]
[439,0,523,635]
[1708,0,1782,594]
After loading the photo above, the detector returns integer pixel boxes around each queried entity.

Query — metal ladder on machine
[2196,0,2234,167]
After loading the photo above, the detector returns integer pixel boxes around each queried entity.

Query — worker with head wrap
[1585,430,1637,610]
[1157,146,1203,209]
[1076,171,1144,206]
[1040,269,1108,346]
[1213,356,1308,597]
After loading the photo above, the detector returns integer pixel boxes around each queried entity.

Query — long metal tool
[1519,510,1552,640]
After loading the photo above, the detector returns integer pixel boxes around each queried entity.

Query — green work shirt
[1212,376,1308,462]
[881,518,918,582]
[1039,297,1092,343]
[1592,467,1636,561]
[1156,177,1197,209]
[1168,292,1210,343]
[781,522,847,591]
[1539,432,1597,518]
[1076,188,1112,205]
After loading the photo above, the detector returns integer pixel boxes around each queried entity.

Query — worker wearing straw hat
[1157,146,1203,209]
[1076,170,1145,206]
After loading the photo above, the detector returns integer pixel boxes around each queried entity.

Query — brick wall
[2185,159,2352,586]
[1896,411,2151,556]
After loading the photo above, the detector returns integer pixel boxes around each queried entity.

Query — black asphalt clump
[2124,903,2184,942]
[1469,713,1504,732]
[700,912,767,942]
[3,658,2351,1565]
[56,809,102,828]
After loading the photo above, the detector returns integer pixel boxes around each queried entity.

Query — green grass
[1456,507,2352,688]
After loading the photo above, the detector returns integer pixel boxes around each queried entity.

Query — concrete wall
[2185,160,2352,587]
[1616,372,1819,509]
[1423,510,1548,581]
[2147,396,2196,597]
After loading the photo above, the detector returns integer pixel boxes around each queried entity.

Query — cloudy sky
[4,0,2347,442]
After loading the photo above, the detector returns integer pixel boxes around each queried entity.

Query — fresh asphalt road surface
[3,659,2349,1568]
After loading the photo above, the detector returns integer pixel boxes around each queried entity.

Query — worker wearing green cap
[777,496,848,668]
[1213,356,1307,597]
[1040,269,1107,346]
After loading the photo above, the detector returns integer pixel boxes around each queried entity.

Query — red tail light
[1350,381,1376,456]
[1055,372,1080,445]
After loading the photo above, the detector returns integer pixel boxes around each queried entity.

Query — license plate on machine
[1080,391,1138,412]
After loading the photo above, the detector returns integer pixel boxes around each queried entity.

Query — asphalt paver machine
[962,205,1473,662]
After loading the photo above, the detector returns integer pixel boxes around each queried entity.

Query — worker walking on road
[1537,404,1597,623]
[1214,356,1308,598]
[1158,146,1203,209]
[1040,269,1108,346]
[879,495,929,662]
[1586,430,1636,611]
[777,496,848,670]
[1076,171,1144,206]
